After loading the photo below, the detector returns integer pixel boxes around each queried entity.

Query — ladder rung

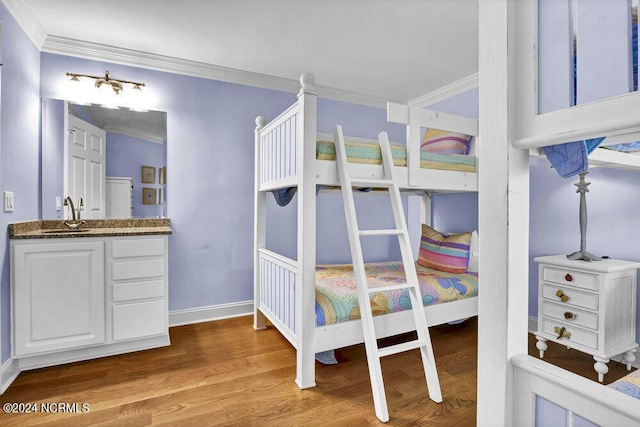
[350,178,394,187]
[366,283,415,293]
[377,339,427,358]
[359,229,403,237]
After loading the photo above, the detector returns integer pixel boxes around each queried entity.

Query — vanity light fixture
[66,70,145,95]
[65,70,147,110]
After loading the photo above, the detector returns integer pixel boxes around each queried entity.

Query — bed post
[295,72,318,389]
[254,116,267,331]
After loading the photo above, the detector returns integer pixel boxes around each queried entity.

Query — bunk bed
[253,72,479,389]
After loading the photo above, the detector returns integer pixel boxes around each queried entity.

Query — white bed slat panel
[259,110,299,188]
[259,250,298,336]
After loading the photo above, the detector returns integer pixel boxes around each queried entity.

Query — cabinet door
[13,241,105,356]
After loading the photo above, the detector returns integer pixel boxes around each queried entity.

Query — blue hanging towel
[542,137,606,178]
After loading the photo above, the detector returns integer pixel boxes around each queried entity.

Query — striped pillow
[421,129,472,155]
[417,225,471,273]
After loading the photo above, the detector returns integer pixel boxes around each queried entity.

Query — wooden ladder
[332,125,442,422]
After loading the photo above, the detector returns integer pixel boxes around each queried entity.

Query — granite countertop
[9,218,172,239]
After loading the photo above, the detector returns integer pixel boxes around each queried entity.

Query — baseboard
[1,357,20,394]
[168,300,253,327]
[528,315,640,370]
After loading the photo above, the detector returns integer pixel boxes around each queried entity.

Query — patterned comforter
[316,140,476,173]
[609,369,640,399]
[315,261,478,326]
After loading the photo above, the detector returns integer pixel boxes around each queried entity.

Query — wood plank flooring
[0,316,633,426]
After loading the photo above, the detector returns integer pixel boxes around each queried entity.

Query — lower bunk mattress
[316,140,476,173]
[609,368,640,399]
[315,261,478,326]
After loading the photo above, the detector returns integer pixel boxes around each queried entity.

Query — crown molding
[1,0,46,48]
[409,73,479,108]
[103,124,165,145]
[41,36,390,108]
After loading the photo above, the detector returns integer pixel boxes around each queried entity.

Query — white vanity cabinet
[12,240,105,356]
[11,233,169,369]
[109,237,168,342]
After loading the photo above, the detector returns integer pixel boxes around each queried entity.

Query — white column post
[478,0,530,426]
[253,116,267,331]
[295,72,318,389]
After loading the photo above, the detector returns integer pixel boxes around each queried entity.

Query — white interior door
[66,113,106,219]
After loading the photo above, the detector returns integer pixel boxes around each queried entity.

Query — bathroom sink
[42,229,91,233]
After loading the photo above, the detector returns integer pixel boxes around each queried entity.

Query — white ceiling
[15,0,479,104]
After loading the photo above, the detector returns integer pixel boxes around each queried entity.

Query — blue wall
[0,3,42,363]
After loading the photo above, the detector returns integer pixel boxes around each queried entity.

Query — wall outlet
[4,191,14,212]
[56,196,62,211]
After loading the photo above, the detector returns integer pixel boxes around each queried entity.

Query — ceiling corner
[1,0,47,48]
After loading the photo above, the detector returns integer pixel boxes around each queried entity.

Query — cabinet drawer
[541,317,598,350]
[113,300,167,341]
[542,266,598,291]
[542,284,599,311]
[113,279,165,302]
[113,238,165,258]
[541,301,598,330]
[112,259,164,281]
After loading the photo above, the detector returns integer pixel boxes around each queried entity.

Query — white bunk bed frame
[253,73,479,389]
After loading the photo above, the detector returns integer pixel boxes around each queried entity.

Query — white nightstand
[534,255,640,382]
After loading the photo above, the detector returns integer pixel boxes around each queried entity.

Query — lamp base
[567,250,601,262]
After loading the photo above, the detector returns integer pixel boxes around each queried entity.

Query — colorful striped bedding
[316,140,476,173]
[608,369,640,399]
[315,261,478,326]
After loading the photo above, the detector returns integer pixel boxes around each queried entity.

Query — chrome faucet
[77,197,84,220]
[63,196,86,229]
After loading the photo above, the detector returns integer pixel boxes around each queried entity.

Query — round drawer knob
[565,273,573,282]
[556,290,569,302]
[564,311,576,320]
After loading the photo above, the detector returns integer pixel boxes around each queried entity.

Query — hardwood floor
[0,316,633,426]
[525,333,631,385]
[1,316,476,426]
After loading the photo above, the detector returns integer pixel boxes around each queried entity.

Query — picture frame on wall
[142,187,157,205]
[141,165,156,184]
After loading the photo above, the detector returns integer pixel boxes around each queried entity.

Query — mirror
[41,98,167,220]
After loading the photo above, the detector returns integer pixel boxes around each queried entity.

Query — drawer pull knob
[565,274,573,282]
[554,326,571,340]
[556,290,570,302]
[564,311,576,320]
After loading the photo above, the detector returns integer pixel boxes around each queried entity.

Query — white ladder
[333,125,442,423]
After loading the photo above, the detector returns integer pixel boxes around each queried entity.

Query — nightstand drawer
[541,301,598,330]
[541,318,598,350]
[542,267,598,291]
[542,284,598,310]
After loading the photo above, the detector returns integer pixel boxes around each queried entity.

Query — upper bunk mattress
[315,261,478,326]
[316,140,476,173]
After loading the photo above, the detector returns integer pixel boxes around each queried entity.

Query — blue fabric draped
[272,188,297,207]
[272,185,341,207]
[542,137,606,178]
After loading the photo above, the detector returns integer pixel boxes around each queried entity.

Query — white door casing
[66,112,106,219]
